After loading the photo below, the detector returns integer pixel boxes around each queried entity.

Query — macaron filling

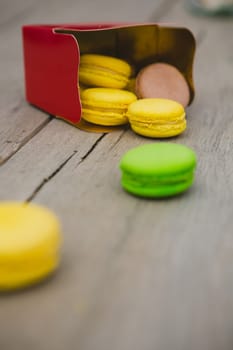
[128,113,186,129]
[122,168,194,186]
[121,175,194,197]
[81,108,128,125]
[121,169,195,197]
[130,120,187,137]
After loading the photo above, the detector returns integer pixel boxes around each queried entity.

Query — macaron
[81,88,137,126]
[0,202,62,291]
[135,62,190,107]
[79,54,132,89]
[127,98,186,138]
[119,142,197,198]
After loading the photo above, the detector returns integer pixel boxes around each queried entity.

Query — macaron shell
[82,88,137,108]
[80,54,132,76]
[82,108,128,126]
[79,68,129,89]
[56,114,121,133]
[81,88,137,126]
[79,54,131,89]
[136,63,190,107]
[127,98,186,138]
[130,119,186,138]
[121,174,194,198]
[127,98,185,120]
[120,143,196,176]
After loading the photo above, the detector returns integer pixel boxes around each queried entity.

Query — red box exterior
[22,24,196,125]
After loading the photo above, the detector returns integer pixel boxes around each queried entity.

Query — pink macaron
[135,62,190,108]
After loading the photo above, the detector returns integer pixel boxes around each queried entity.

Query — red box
[22,23,196,128]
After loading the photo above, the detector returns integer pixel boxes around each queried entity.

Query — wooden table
[1,0,233,349]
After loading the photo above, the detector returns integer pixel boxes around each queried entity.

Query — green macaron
[119,142,197,198]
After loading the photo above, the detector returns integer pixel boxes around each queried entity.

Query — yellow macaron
[127,98,186,138]
[0,202,62,291]
[79,54,132,89]
[81,88,137,126]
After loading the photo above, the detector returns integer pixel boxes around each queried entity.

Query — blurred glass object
[188,0,233,14]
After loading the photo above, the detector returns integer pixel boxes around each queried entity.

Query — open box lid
[22,23,196,125]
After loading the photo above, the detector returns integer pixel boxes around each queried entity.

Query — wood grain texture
[0,102,50,165]
[1,0,233,350]
[0,118,103,200]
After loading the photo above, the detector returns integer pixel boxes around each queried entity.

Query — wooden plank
[0,30,49,163]
[1,1,233,350]
[0,118,103,200]
[0,103,50,165]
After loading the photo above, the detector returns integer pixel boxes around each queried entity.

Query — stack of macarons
[0,202,62,291]
[78,54,191,138]
[78,54,137,127]
[128,62,190,138]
